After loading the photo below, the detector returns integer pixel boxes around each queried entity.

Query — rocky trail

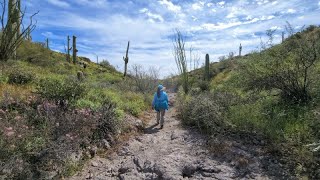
[70,93,290,180]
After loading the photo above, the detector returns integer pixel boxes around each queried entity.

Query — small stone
[91,162,98,167]
[201,166,221,173]
[86,173,93,179]
[102,139,111,149]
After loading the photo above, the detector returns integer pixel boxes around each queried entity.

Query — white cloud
[158,0,181,13]
[47,0,70,8]
[256,0,269,5]
[260,15,275,20]
[75,0,107,7]
[207,3,214,7]
[287,8,296,14]
[271,1,278,5]
[217,1,225,6]
[139,8,164,22]
[139,8,148,13]
[192,3,203,10]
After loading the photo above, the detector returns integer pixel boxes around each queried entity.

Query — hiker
[152,84,169,129]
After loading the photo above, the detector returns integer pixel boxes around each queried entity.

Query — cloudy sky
[22,0,320,77]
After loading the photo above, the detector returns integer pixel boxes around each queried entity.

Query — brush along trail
[70,93,290,180]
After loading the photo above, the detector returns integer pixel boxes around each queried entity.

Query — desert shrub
[103,90,146,117]
[7,70,34,85]
[177,92,225,135]
[238,27,320,104]
[92,100,122,140]
[129,64,159,94]
[99,60,117,72]
[36,76,87,107]
[227,95,315,143]
[77,88,146,117]
[122,92,146,116]
[75,89,106,110]
[0,72,7,84]
[198,80,210,91]
[17,41,53,67]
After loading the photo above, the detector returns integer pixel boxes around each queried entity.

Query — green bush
[8,70,34,85]
[237,28,320,104]
[0,73,7,84]
[227,96,315,143]
[92,100,122,140]
[198,80,210,91]
[36,76,87,107]
[17,41,53,67]
[177,92,225,134]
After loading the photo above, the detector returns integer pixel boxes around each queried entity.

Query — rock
[143,160,153,173]
[201,166,221,173]
[134,119,144,131]
[170,131,179,140]
[118,166,130,174]
[88,146,98,158]
[70,151,82,162]
[102,139,111,149]
[85,172,93,179]
[107,134,115,145]
[133,157,143,172]
[181,164,197,178]
[91,162,98,167]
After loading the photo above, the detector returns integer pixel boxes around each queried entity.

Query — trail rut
[70,93,283,180]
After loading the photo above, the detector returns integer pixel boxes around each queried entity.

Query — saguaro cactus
[72,36,78,64]
[204,54,210,81]
[8,0,21,59]
[239,43,242,56]
[8,0,21,34]
[282,32,285,43]
[66,36,72,62]
[46,38,49,49]
[123,41,130,77]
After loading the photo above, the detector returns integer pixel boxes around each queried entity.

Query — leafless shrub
[129,64,159,94]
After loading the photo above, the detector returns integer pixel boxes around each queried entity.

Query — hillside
[0,40,150,179]
[172,25,320,179]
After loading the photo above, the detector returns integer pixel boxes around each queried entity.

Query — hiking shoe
[160,125,163,129]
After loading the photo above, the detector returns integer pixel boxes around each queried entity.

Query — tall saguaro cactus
[204,54,210,81]
[123,41,130,77]
[8,0,21,34]
[282,32,285,43]
[46,38,49,49]
[239,43,242,56]
[8,0,21,59]
[72,36,78,64]
[66,36,72,62]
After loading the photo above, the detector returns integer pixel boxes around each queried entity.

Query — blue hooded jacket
[152,85,169,111]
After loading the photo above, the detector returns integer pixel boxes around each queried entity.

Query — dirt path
[70,93,276,180]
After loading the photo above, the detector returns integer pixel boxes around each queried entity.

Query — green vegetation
[176,25,320,179]
[0,40,150,178]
